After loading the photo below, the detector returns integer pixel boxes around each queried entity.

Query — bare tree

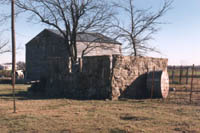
[0,1,10,55]
[77,33,120,58]
[81,41,116,58]
[15,0,115,64]
[16,61,25,70]
[114,0,173,56]
[0,39,10,54]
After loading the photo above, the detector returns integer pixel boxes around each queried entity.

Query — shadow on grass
[110,128,127,133]
[174,127,198,133]
[0,90,114,101]
[0,90,64,100]
[120,115,151,121]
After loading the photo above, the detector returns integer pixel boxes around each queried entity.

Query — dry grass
[169,81,200,105]
[0,84,200,133]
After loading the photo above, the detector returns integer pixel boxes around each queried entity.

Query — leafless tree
[77,33,119,58]
[14,0,115,64]
[0,37,10,55]
[16,61,25,70]
[81,41,116,58]
[114,0,173,56]
[0,1,10,55]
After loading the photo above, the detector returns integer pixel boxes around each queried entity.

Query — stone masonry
[45,55,168,100]
[111,56,168,100]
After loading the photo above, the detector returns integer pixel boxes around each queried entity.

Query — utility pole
[11,0,16,113]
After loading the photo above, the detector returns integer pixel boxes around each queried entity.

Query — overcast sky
[0,0,200,65]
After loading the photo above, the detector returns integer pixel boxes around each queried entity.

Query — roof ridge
[41,29,121,44]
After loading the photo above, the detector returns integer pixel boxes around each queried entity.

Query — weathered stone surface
[45,56,111,99]
[44,55,168,100]
[111,55,168,100]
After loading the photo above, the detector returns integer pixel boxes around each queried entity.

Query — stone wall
[44,55,168,100]
[45,56,112,99]
[111,56,168,100]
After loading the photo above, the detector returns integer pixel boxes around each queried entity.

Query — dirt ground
[0,84,200,133]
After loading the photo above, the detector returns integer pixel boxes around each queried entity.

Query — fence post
[186,67,189,85]
[172,66,175,84]
[190,64,195,103]
[151,66,155,100]
[179,65,183,84]
[68,57,72,73]
[79,58,83,72]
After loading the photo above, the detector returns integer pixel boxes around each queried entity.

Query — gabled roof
[47,29,121,44]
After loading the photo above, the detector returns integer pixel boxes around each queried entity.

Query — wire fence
[167,65,200,105]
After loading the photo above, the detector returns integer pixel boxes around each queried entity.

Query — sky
[0,0,200,65]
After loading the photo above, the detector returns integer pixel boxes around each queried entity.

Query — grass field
[0,84,200,133]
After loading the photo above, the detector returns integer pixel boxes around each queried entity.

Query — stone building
[26,29,122,80]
